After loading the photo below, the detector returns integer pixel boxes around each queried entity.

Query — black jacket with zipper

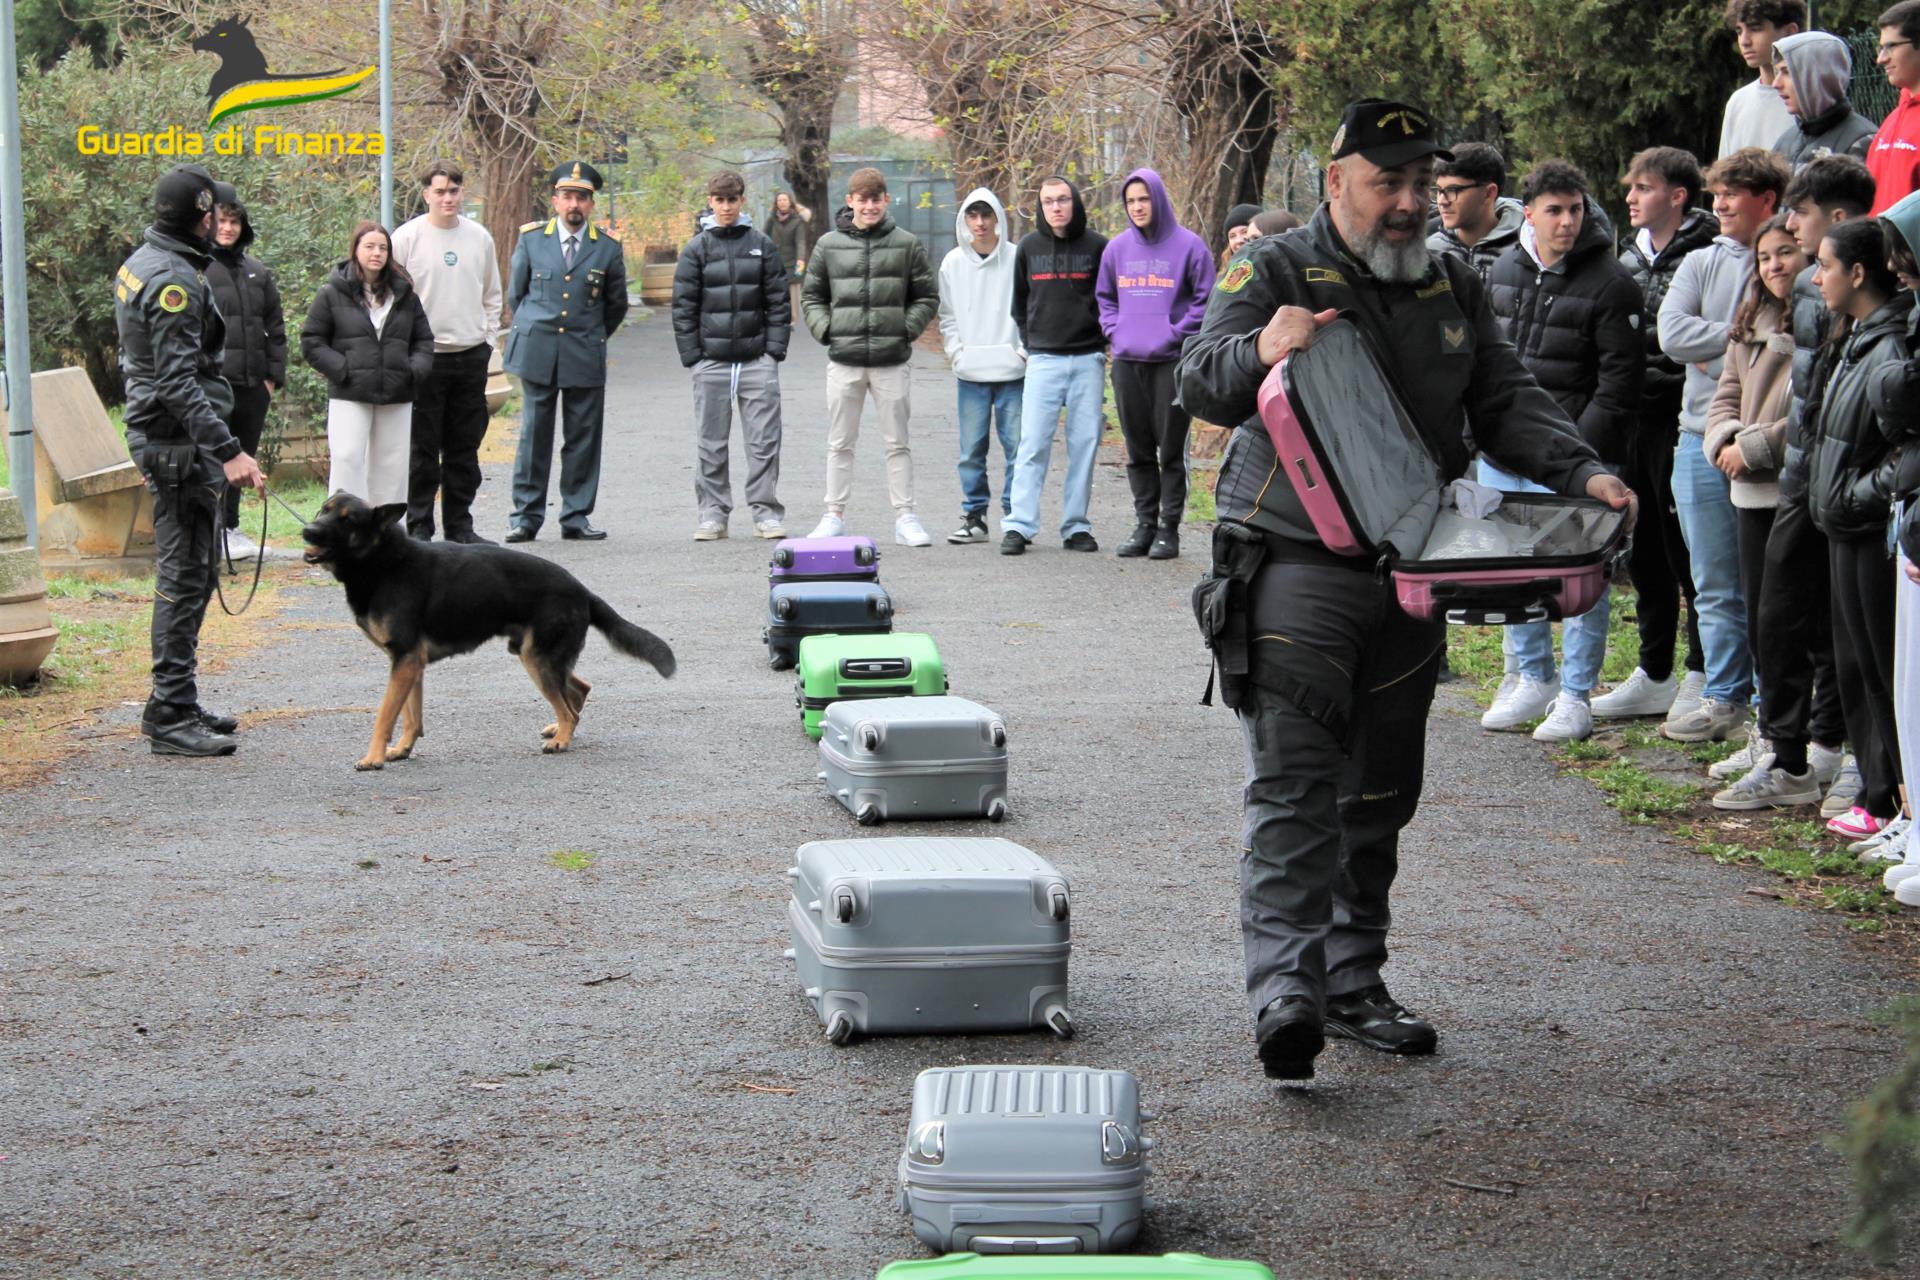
[1484,203,1644,465]
[1617,209,1720,412]
[204,206,287,390]
[299,262,436,405]
[1805,294,1916,540]
[671,219,791,366]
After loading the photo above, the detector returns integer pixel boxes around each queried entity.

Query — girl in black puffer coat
[206,182,286,539]
[300,221,434,507]
[1804,219,1915,837]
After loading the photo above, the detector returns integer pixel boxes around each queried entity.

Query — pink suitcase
[1254,318,1627,625]
[770,535,880,585]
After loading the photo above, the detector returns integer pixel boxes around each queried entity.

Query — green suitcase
[795,632,947,740]
[876,1256,1277,1279]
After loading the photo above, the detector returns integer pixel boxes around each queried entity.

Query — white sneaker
[1808,741,1846,789]
[754,519,787,540]
[1896,873,1920,907]
[1709,725,1770,780]
[1821,756,1863,818]
[1661,697,1746,742]
[1710,757,1821,810]
[223,528,259,558]
[1532,694,1593,742]
[1667,670,1707,723]
[1481,674,1559,732]
[894,512,933,547]
[1590,667,1677,719]
[1852,815,1911,862]
[808,512,846,539]
[693,520,727,541]
[1882,861,1920,891]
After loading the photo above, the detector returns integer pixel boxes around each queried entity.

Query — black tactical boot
[1148,524,1180,560]
[1256,995,1325,1081]
[141,701,237,757]
[1324,984,1438,1055]
[195,705,239,734]
[1115,523,1155,558]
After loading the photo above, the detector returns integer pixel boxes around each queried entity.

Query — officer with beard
[1178,100,1636,1082]
[116,164,266,756]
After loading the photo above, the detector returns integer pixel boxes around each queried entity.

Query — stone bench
[0,367,154,561]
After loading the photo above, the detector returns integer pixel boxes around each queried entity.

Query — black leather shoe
[561,523,608,541]
[408,525,434,542]
[1256,996,1325,1081]
[999,531,1029,556]
[1148,525,1180,560]
[446,529,496,545]
[504,526,536,544]
[1325,984,1438,1055]
[1115,523,1154,557]
[194,704,239,734]
[1063,531,1099,552]
[141,708,237,757]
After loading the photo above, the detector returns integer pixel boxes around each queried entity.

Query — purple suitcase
[769,535,880,586]
[1253,318,1627,624]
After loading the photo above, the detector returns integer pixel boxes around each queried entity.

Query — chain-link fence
[1849,27,1899,122]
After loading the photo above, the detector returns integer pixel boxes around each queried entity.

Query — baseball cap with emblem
[1330,99,1453,169]
[550,161,604,193]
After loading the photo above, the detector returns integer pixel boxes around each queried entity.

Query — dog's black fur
[301,492,675,769]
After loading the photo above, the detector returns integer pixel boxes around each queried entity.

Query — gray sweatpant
[692,354,784,524]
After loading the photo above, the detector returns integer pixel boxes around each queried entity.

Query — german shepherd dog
[301,493,676,770]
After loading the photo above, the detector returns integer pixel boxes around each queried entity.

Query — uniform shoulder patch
[157,283,190,313]
[1415,277,1453,299]
[520,220,545,233]
[1303,266,1348,287]
[1217,260,1256,293]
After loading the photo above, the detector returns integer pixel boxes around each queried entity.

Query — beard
[1350,214,1430,283]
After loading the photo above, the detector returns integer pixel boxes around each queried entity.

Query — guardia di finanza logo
[74,17,383,157]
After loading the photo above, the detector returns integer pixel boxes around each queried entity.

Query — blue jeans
[1671,437,1751,703]
[956,377,1022,517]
[1476,459,1612,696]
[1005,352,1105,539]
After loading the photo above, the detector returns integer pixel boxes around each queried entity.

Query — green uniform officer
[504,161,630,541]
[116,164,266,757]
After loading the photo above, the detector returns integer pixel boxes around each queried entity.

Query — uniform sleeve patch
[1217,260,1256,293]
[1415,277,1453,299]
[157,284,189,313]
[1303,266,1348,287]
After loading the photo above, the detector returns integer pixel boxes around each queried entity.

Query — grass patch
[1185,482,1216,523]
[546,849,597,872]
[1585,759,1698,822]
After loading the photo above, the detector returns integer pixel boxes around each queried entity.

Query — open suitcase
[1255,318,1628,624]
[876,1256,1276,1279]
[784,837,1072,1045]
[765,580,893,670]
[769,534,880,586]
[818,695,1009,825]
[897,1066,1147,1255]
[796,632,947,740]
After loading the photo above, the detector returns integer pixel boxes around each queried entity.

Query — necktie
[564,236,577,268]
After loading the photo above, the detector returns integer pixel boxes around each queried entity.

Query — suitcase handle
[841,656,909,679]
[1427,576,1561,608]
[1444,605,1550,626]
[967,1237,1081,1254]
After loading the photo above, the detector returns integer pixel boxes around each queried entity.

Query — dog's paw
[354,756,386,772]
[541,739,568,754]
[384,744,414,762]
[541,722,558,739]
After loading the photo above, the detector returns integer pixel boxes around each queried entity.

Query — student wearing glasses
[1870,1,1920,213]
[1426,142,1525,283]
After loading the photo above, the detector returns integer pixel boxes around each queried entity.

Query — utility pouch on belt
[140,441,205,511]
[1192,521,1268,710]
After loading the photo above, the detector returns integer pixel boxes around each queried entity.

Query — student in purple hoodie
[1097,169,1217,559]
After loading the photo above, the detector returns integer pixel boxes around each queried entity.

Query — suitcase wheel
[1045,1007,1075,1039]
[1048,886,1069,921]
[987,798,1007,823]
[858,723,881,752]
[825,1010,856,1045]
[832,887,857,922]
[769,650,794,671]
[990,722,1007,748]
[855,802,881,826]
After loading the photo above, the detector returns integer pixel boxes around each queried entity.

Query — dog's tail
[589,595,676,677]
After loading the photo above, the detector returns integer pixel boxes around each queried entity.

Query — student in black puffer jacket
[1803,219,1915,839]
[300,221,435,508]
[1476,163,1644,744]
[204,181,287,542]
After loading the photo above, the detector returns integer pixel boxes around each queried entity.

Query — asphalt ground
[4,311,1918,1278]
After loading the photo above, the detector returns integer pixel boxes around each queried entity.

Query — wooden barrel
[640,262,675,305]
[0,487,58,685]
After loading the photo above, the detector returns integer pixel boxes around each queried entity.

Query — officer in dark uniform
[1178,101,1636,1082]
[116,164,267,756]
[504,161,630,541]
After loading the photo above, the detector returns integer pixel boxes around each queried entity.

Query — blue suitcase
[765,580,894,670]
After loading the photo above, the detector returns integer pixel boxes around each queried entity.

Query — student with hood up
[1096,167,1215,560]
[1771,31,1877,167]
[936,187,1025,543]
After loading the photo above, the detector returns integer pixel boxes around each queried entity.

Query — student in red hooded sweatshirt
[1868,2,1920,214]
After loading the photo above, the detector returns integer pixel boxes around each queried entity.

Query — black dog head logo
[191,16,353,121]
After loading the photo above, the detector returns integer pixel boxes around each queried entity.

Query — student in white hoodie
[936,188,1026,543]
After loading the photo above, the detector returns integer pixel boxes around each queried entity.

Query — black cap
[1223,203,1263,235]
[1330,99,1453,169]
[153,165,217,235]
[551,161,603,194]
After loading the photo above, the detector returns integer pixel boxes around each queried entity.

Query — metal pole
[0,1,37,546]
[379,0,393,228]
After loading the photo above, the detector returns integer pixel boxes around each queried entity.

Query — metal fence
[1849,27,1900,123]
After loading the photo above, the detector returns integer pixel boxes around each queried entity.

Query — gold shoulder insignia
[1303,266,1348,286]
[117,264,146,294]
[520,220,544,233]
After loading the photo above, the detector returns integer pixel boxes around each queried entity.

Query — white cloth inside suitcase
[1415,489,1617,561]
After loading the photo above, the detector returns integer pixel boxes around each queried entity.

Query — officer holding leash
[1177,100,1636,1082]
[116,165,266,757]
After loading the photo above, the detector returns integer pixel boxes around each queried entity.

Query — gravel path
[4,312,1916,1278]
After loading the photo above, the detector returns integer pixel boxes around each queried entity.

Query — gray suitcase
[818,696,1010,825]
[784,837,1072,1045]
[897,1065,1151,1255]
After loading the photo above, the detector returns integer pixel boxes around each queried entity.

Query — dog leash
[214,485,314,617]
